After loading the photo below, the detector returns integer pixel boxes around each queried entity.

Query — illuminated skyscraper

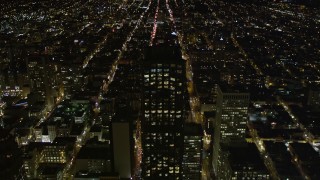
[27,56,47,98]
[141,46,187,179]
[182,123,203,180]
[27,55,58,108]
[217,85,249,143]
[212,84,249,174]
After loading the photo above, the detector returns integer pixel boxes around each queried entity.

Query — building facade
[213,84,249,174]
[182,123,203,180]
[141,46,187,179]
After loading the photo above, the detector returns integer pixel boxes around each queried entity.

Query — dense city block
[0,0,319,179]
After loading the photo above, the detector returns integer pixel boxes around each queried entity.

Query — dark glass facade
[141,46,187,179]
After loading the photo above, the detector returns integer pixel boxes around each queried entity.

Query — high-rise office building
[111,110,134,179]
[217,143,270,180]
[182,123,203,180]
[141,46,187,179]
[27,55,58,108]
[74,145,112,174]
[27,56,48,97]
[212,84,249,174]
[216,85,249,143]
